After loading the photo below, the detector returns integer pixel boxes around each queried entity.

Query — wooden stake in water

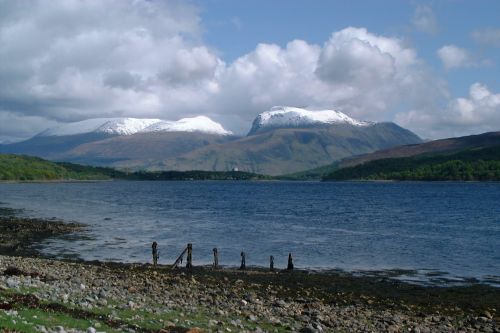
[213,247,219,269]
[186,243,193,269]
[172,245,188,268]
[152,241,159,267]
[287,252,294,270]
[270,255,274,271]
[240,251,246,270]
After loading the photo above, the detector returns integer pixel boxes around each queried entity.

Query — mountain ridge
[38,116,233,137]
[0,106,422,175]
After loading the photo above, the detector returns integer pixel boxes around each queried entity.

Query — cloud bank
[0,0,498,142]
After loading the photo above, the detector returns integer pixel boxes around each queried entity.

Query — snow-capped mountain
[248,106,371,135]
[39,116,232,137]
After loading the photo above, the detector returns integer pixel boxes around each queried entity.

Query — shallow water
[1,181,499,285]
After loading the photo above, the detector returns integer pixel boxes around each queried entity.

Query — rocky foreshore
[0,254,498,333]
[0,211,499,333]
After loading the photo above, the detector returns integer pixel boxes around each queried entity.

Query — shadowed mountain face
[151,122,422,175]
[63,132,238,168]
[0,132,238,168]
[0,133,113,159]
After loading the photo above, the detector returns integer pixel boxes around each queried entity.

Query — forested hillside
[323,146,500,181]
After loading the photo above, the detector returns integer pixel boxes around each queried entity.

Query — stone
[6,278,19,289]
[185,328,202,333]
[299,326,317,333]
[86,327,96,333]
[54,326,66,333]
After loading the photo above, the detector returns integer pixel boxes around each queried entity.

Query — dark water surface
[1,181,499,285]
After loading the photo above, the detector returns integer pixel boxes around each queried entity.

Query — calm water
[1,181,499,285]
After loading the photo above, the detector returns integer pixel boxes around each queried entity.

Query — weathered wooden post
[287,252,294,270]
[186,243,193,269]
[239,251,246,270]
[213,247,219,269]
[270,255,274,271]
[152,241,159,266]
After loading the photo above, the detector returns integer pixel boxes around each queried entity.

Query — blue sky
[197,0,499,97]
[0,0,499,141]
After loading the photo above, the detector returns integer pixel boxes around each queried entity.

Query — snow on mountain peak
[144,116,233,135]
[249,106,372,135]
[97,118,161,135]
[39,116,232,137]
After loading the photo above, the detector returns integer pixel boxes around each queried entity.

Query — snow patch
[249,106,372,134]
[145,116,232,135]
[39,116,232,137]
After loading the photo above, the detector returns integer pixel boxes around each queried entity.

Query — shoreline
[1,209,499,332]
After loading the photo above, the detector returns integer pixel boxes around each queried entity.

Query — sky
[0,0,499,143]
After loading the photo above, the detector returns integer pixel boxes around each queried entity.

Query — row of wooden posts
[152,242,294,271]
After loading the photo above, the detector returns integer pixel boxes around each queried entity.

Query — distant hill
[337,131,500,169]
[289,131,500,180]
[323,145,500,181]
[0,154,114,181]
[0,154,267,181]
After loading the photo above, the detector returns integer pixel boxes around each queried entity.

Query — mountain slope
[0,116,235,165]
[0,154,113,181]
[287,131,500,179]
[0,133,113,160]
[337,131,500,169]
[61,132,238,167]
[0,154,268,181]
[323,145,500,181]
[153,122,421,175]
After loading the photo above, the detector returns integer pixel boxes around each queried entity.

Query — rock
[299,326,318,333]
[185,328,202,333]
[79,283,86,290]
[387,324,400,333]
[6,278,19,289]
[274,300,287,308]
[240,299,248,306]
[86,327,96,333]
[54,326,66,333]
[36,325,48,333]
[483,311,493,319]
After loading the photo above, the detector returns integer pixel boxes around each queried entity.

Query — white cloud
[0,0,219,124]
[412,5,438,34]
[396,83,500,138]
[211,27,444,132]
[0,1,495,142]
[471,28,500,47]
[436,45,489,70]
[437,45,473,69]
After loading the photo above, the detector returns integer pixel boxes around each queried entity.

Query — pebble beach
[0,213,499,333]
